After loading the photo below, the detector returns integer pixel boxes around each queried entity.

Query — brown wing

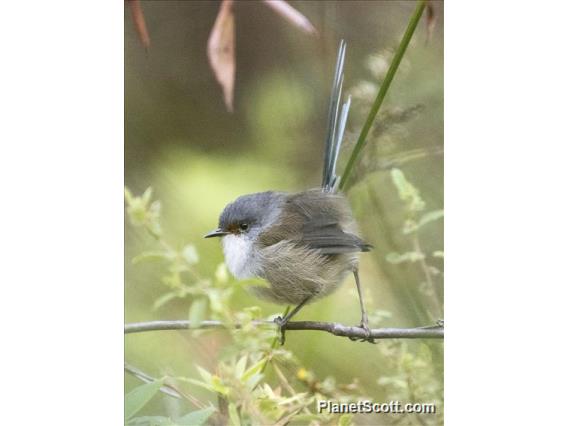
[259,190,372,254]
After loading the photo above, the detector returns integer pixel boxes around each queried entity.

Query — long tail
[321,40,351,193]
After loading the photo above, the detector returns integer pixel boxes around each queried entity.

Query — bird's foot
[349,319,377,344]
[274,315,288,345]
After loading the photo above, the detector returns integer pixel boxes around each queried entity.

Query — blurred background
[125,1,443,424]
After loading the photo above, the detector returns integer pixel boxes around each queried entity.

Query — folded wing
[259,190,372,255]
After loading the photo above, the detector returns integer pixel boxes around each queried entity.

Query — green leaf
[141,187,153,207]
[292,414,325,423]
[127,416,173,426]
[228,403,241,426]
[127,200,147,227]
[185,367,230,395]
[390,168,407,193]
[210,376,230,395]
[241,357,266,383]
[386,251,425,264]
[189,298,207,328]
[214,263,229,284]
[125,379,164,421]
[432,250,444,258]
[258,397,279,414]
[245,373,263,390]
[368,309,392,326]
[207,289,224,313]
[132,250,170,265]
[182,245,199,265]
[179,378,215,393]
[338,414,354,426]
[177,406,216,426]
[196,366,212,383]
[402,219,418,234]
[278,393,308,405]
[235,356,247,379]
[147,201,163,237]
[377,376,408,390]
[417,209,444,229]
[390,168,425,212]
[149,200,161,215]
[152,292,179,310]
[187,378,229,396]
[243,306,262,319]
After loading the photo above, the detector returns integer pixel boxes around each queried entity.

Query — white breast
[222,234,260,279]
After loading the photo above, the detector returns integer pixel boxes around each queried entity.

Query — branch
[125,362,208,408]
[124,362,182,400]
[124,320,443,340]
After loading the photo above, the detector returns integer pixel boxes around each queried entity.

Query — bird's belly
[254,241,358,304]
[222,235,260,279]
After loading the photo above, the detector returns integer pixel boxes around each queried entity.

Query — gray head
[204,191,284,239]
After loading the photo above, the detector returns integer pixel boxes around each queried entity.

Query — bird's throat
[221,234,259,279]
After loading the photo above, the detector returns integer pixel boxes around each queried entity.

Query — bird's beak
[204,228,229,238]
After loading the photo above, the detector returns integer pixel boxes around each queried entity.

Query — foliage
[340,0,427,191]
[125,184,442,425]
[387,168,443,316]
[125,188,372,425]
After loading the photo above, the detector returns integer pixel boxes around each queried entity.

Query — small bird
[205,41,373,343]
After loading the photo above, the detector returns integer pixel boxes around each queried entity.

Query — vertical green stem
[339,0,426,191]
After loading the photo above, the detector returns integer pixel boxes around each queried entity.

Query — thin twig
[125,320,443,340]
[124,362,206,408]
[412,233,443,317]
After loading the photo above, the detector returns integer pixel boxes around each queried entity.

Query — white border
[0,0,123,423]
[446,1,568,424]
[1,1,568,424]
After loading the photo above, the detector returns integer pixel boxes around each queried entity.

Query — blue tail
[322,40,351,193]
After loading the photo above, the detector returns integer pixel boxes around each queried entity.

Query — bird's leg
[274,296,311,345]
[350,268,376,344]
[354,268,370,330]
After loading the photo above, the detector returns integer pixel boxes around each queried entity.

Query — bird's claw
[274,316,287,345]
[349,320,377,344]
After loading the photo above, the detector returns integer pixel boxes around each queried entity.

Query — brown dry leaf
[127,0,150,49]
[263,0,318,36]
[207,0,236,112]
[426,1,436,44]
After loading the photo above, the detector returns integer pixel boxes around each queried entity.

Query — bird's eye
[239,223,249,231]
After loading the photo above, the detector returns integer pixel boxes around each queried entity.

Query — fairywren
[205,41,373,343]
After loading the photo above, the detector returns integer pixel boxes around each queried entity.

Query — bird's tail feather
[322,40,351,193]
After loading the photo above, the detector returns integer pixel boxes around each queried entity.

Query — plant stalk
[339,0,427,191]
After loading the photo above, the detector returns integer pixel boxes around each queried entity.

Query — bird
[205,41,373,344]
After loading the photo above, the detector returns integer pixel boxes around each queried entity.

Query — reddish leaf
[207,0,236,112]
[426,1,436,44]
[263,0,318,35]
[127,0,150,49]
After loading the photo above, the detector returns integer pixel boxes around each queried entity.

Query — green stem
[339,0,426,191]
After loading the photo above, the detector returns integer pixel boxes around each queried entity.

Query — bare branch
[124,320,443,340]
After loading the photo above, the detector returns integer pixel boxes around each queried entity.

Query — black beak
[204,228,229,238]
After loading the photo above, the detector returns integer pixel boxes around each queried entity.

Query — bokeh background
[125,1,443,424]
